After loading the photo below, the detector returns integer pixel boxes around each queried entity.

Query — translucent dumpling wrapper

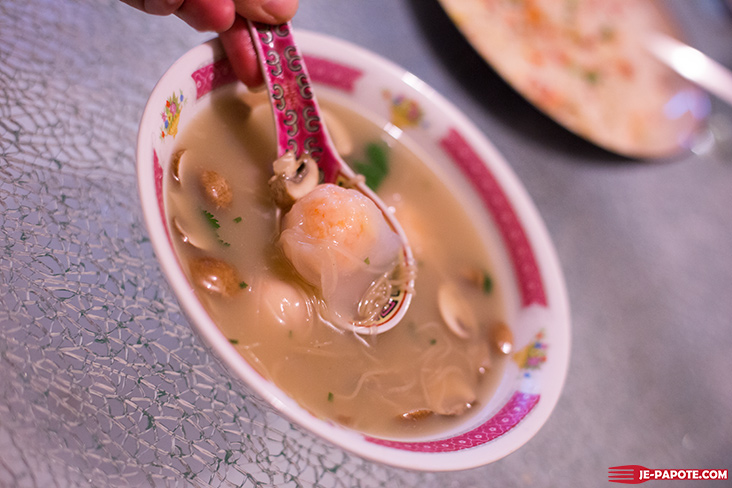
[279,183,402,327]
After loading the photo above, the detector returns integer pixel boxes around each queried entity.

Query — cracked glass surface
[0,1,428,486]
[5,0,732,486]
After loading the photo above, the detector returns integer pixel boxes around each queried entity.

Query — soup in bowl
[136,32,570,471]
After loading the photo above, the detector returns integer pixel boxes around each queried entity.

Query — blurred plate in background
[437,0,709,159]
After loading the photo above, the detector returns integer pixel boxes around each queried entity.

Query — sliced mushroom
[437,282,478,339]
[171,217,208,249]
[268,151,319,208]
[170,150,185,182]
[188,256,243,297]
[336,415,354,427]
[400,409,433,421]
[492,322,514,355]
[474,338,492,375]
[200,170,233,209]
[422,367,476,416]
[322,108,353,157]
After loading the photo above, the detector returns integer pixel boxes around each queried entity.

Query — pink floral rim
[366,392,539,452]
[152,56,547,454]
[367,129,546,453]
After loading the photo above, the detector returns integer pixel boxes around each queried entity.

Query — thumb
[232,0,299,25]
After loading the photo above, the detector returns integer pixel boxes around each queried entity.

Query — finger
[119,0,185,16]
[219,15,264,88]
[175,0,236,32]
[232,0,299,25]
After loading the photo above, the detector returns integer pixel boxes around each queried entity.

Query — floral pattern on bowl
[159,91,186,140]
[383,90,425,129]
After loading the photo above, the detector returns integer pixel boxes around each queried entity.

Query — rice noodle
[336,370,418,409]
[337,370,385,401]
[419,364,475,415]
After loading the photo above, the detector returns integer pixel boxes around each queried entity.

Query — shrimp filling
[279,183,402,327]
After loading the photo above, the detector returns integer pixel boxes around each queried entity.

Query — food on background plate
[438,0,706,157]
[164,87,513,437]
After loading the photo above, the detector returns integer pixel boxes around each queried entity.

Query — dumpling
[278,183,402,327]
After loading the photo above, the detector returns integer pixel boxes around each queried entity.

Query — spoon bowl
[248,21,415,335]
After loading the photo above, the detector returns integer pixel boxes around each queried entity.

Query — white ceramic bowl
[136,31,570,471]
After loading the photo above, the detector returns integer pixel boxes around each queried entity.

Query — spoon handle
[247,21,415,334]
[248,21,342,183]
[645,32,732,108]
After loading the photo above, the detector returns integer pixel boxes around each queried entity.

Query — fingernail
[261,0,298,24]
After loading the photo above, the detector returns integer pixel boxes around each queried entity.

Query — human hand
[120,0,299,86]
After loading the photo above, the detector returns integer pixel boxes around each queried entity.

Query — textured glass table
[2,1,731,486]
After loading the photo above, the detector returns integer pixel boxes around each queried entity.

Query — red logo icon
[609,465,647,484]
[609,466,729,483]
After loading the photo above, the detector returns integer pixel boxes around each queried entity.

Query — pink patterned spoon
[248,21,415,335]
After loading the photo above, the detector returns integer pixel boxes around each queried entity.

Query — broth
[165,87,509,438]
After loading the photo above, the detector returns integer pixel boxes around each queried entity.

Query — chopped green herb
[482,273,493,294]
[233,216,243,223]
[584,70,600,84]
[327,392,334,402]
[239,281,248,289]
[430,338,437,345]
[201,208,231,246]
[353,142,389,191]
[229,338,239,345]
[364,257,370,265]
[202,209,220,229]
[599,25,615,42]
